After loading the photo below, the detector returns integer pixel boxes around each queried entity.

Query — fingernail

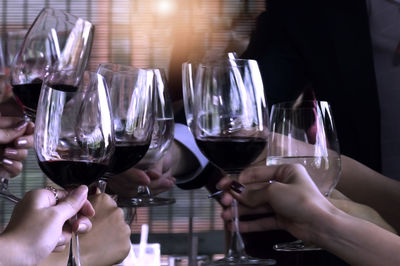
[230,181,245,193]
[77,223,89,233]
[4,148,18,156]
[14,120,28,131]
[16,139,28,147]
[2,159,13,166]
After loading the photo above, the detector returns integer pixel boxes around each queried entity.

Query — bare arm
[337,155,400,232]
[218,164,400,266]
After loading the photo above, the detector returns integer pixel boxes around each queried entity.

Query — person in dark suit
[242,0,381,173]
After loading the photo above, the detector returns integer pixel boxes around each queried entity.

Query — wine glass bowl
[10,7,94,120]
[35,70,114,187]
[95,64,155,196]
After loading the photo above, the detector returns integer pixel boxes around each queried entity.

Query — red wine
[196,137,267,173]
[51,84,79,92]
[12,82,42,112]
[108,142,150,174]
[38,160,108,188]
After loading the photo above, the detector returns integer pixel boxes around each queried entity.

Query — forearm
[313,208,400,266]
[337,155,400,232]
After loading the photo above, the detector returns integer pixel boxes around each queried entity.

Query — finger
[149,176,175,195]
[25,121,35,135]
[14,134,34,149]
[0,117,25,129]
[0,120,28,144]
[72,215,93,234]
[146,169,162,180]
[53,244,67,252]
[79,200,95,217]
[55,229,71,249]
[216,176,234,191]
[0,160,23,177]
[3,147,28,161]
[55,185,89,221]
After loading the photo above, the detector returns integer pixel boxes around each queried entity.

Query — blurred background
[0,0,265,260]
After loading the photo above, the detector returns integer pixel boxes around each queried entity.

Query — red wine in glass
[195,136,267,173]
[38,160,108,188]
[108,141,151,175]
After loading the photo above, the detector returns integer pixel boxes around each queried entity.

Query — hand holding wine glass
[266,100,341,251]
[191,58,275,265]
[35,70,114,266]
[117,68,175,207]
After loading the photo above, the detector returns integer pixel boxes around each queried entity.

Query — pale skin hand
[0,186,94,266]
[39,192,132,266]
[80,192,132,266]
[217,164,400,266]
[0,117,34,177]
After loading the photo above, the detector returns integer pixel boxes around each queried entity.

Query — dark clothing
[243,0,382,173]
[238,0,381,265]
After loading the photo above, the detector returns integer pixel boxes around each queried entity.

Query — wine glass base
[117,196,176,207]
[205,256,276,266]
[273,239,322,252]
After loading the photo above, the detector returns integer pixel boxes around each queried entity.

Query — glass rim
[271,100,331,110]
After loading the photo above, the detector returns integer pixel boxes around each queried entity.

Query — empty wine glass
[10,7,94,120]
[191,58,275,265]
[35,70,114,266]
[96,64,155,192]
[118,68,175,207]
[267,100,341,251]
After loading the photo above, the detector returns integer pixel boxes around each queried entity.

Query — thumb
[55,185,89,221]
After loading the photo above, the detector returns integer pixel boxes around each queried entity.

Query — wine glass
[10,7,94,121]
[266,100,341,251]
[35,70,114,266]
[192,59,276,265]
[117,68,176,207]
[97,65,155,192]
[182,61,196,130]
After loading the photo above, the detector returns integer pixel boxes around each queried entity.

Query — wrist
[0,232,35,266]
[306,202,346,247]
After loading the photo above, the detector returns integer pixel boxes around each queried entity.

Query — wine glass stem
[0,175,20,203]
[137,185,151,197]
[68,214,81,266]
[97,178,107,193]
[227,198,246,259]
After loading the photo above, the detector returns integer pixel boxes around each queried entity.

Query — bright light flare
[157,0,176,16]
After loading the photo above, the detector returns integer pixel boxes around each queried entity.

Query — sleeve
[173,123,209,187]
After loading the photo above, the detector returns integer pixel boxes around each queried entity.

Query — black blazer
[243,0,382,172]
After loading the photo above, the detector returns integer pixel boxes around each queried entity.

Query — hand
[0,117,34,177]
[0,186,94,265]
[217,164,335,242]
[79,192,132,266]
[107,154,176,197]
